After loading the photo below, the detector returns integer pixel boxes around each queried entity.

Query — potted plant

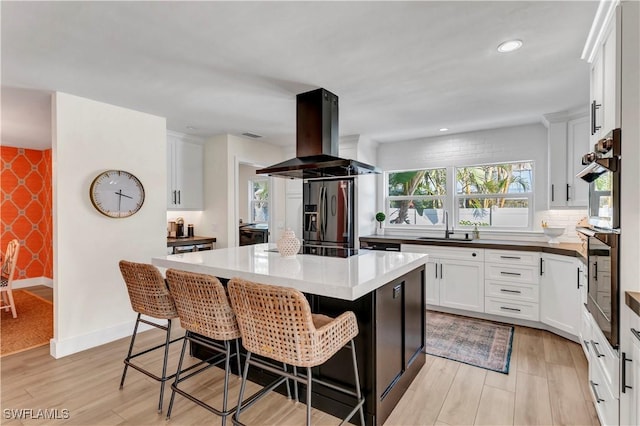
[375,212,386,235]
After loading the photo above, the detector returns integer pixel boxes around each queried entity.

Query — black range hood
[257,88,380,179]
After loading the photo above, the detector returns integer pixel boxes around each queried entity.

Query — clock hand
[114,190,133,199]
[116,190,122,212]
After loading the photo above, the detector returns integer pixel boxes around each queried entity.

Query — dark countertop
[626,292,640,318]
[360,234,585,259]
[167,236,216,247]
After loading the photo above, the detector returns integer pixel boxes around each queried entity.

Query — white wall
[51,92,166,358]
[202,134,286,248]
[238,164,261,224]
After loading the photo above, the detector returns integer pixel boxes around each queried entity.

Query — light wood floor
[1,309,600,425]
[20,285,53,303]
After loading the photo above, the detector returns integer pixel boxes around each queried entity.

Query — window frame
[384,161,534,231]
[248,177,269,224]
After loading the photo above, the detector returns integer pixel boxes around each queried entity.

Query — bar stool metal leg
[306,366,312,426]
[157,318,173,413]
[119,313,141,390]
[166,332,189,420]
[350,340,366,426]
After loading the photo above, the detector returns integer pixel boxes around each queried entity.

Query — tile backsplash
[534,209,588,243]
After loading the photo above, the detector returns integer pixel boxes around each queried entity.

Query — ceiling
[1,1,598,151]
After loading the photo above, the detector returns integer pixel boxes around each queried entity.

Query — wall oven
[579,227,619,349]
[577,128,620,230]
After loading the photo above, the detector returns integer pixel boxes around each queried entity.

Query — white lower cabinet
[540,253,581,337]
[438,258,484,312]
[585,309,619,426]
[620,309,640,426]
[484,249,540,321]
[402,245,484,312]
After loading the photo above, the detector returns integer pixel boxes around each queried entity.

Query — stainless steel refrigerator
[303,178,356,257]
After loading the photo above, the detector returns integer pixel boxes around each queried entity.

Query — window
[384,161,534,229]
[455,161,533,228]
[249,178,269,223]
[387,168,447,226]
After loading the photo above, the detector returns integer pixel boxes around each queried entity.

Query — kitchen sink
[416,236,474,242]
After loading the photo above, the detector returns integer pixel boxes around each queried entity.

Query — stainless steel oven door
[586,230,619,349]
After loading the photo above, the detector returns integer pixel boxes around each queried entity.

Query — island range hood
[257,88,380,179]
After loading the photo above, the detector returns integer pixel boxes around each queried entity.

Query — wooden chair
[0,239,20,318]
[227,277,365,426]
[164,269,243,425]
[118,260,188,413]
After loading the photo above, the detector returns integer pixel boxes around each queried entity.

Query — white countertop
[152,243,428,301]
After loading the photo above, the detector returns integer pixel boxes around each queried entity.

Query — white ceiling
[1,1,598,151]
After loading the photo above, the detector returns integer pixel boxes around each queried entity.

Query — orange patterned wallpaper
[1,146,53,280]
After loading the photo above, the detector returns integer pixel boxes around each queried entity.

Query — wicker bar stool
[118,260,190,413]
[164,269,243,425]
[227,278,365,426]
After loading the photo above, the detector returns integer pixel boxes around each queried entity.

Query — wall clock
[89,170,145,218]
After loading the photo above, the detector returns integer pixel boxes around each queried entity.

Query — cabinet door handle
[540,258,544,276]
[551,184,555,202]
[594,262,598,280]
[500,256,521,260]
[622,352,633,394]
[173,190,177,204]
[577,267,581,289]
[583,340,590,352]
[590,380,605,403]
[566,184,570,201]
[500,306,521,312]
[591,100,602,135]
[435,263,438,279]
[500,271,521,277]
[500,289,522,294]
[440,264,443,279]
[393,284,402,299]
[632,328,640,342]
[591,340,605,358]
[178,190,181,204]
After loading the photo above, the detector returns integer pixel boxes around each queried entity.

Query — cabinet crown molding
[582,0,620,63]
[541,107,589,127]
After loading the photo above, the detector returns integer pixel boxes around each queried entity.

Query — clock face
[90,170,145,218]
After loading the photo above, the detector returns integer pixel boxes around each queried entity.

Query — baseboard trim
[49,320,153,359]
[12,277,53,289]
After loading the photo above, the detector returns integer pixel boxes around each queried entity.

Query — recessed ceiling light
[497,39,523,53]
[439,128,449,132]
[186,126,197,130]
[498,40,522,53]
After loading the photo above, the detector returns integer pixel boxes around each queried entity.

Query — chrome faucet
[444,211,454,239]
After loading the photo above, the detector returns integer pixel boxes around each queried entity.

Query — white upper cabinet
[546,112,590,208]
[588,6,621,144]
[167,133,204,210]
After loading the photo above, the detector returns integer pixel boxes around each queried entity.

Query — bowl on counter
[543,227,565,244]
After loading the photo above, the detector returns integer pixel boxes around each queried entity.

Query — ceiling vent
[242,132,262,139]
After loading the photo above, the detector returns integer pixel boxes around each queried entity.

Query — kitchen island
[153,244,427,426]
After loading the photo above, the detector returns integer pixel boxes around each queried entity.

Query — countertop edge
[360,235,583,258]
[625,292,640,318]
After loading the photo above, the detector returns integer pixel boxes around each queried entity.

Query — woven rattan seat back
[119,261,178,319]
[227,278,359,368]
[165,269,241,341]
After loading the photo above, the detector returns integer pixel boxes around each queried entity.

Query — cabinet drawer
[485,250,539,266]
[590,313,619,397]
[485,297,539,321]
[590,353,619,426]
[485,264,539,284]
[485,281,539,303]
[401,244,483,262]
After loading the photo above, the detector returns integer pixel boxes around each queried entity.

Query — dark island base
[192,265,426,426]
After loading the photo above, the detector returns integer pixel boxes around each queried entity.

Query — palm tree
[388,169,446,224]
